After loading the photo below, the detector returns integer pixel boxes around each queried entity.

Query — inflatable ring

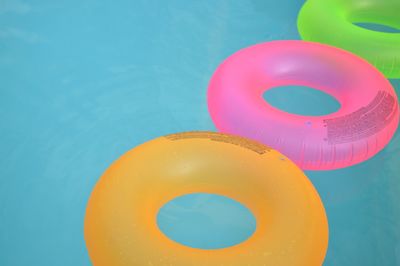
[207,41,399,170]
[297,0,400,78]
[84,131,328,266]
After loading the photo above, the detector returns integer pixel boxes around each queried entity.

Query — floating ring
[207,41,399,170]
[84,131,328,265]
[297,0,400,78]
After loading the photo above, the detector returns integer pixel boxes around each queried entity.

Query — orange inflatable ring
[84,131,328,266]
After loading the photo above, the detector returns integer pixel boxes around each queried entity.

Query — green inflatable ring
[297,0,400,79]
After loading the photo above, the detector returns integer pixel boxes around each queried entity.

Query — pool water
[1,1,399,265]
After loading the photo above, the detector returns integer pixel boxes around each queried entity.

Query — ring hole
[157,193,256,250]
[263,85,341,116]
[353,22,400,33]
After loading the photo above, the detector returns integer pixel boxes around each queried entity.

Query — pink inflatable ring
[207,41,399,170]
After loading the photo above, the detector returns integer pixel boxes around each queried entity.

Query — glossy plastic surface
[84,131,328,266]
[298,0,400,78]
[208,40,399,170]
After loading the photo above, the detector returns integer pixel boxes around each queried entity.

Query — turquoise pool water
[1,1,399,265]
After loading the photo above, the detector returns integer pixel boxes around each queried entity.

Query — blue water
[1,1,399,265]
[264,85,341,116]
[157,193,256,250]
[354,23,400,34]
